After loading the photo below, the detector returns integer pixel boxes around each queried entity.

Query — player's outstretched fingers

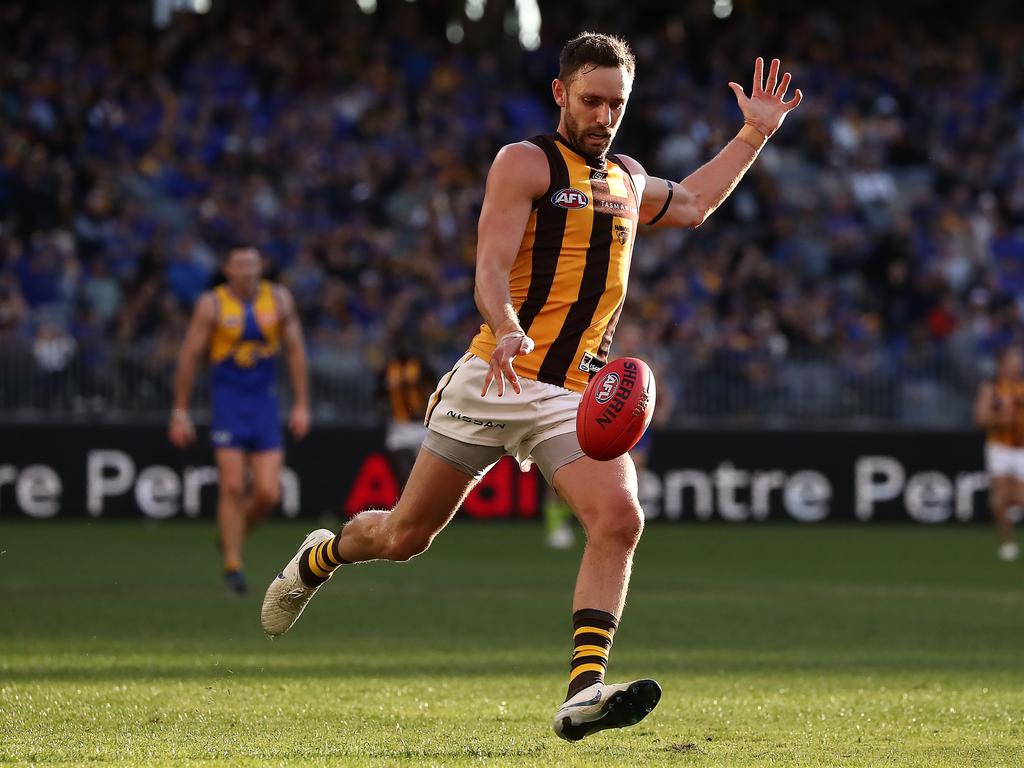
[481,360,498,397]
[765,58,780,93]
[495,361,506,396]
[776,71,791,100]
[502,361,521,395]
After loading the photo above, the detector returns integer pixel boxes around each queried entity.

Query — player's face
[224,248,262,294]
[555,65,632,161]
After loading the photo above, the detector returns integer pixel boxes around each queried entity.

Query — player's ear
[552,78,566,108]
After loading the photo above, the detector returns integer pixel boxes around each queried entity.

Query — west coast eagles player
[170,246,310,594]
[262,33,802,740]
[975,346,1024,561]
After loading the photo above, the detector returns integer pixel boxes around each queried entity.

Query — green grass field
[1,521,1023,767]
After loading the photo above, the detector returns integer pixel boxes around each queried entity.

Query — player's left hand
[728,57,803,139]
[289,405,310,440]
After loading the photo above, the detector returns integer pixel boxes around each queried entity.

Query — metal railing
[0,343,981,428]
[0,346,379,425]
[666,347,978,428]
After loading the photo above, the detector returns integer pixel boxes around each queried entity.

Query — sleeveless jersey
[384,357,431,423]
[987,378,1024,447]
[209,280,282,395]
[468,133,641,393]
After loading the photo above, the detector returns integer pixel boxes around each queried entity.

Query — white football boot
[546,523,576,550]
[552,679,662,741]
[261,528,336,637]
[998,541,1020,562]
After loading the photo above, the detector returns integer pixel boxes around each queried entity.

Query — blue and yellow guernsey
[209,280,282,396]
[206,280,285,452]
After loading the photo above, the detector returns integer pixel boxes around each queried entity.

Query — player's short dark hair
[558,32,635,86]
[223,244,258,262]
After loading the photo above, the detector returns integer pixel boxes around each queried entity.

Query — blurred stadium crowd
[1,0,1022,424]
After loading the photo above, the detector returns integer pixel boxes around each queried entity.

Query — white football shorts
[985,441,1024,480]
[422,353,585,482]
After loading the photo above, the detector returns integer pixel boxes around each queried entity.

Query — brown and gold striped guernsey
[987,378,1024,447]
[384,358,430,423]
[469,133,640,393]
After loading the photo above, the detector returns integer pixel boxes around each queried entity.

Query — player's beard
[563,109,614,163]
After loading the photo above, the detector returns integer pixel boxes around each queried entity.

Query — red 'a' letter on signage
[344,454,399,516]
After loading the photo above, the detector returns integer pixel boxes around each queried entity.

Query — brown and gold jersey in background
[382,357,432,423]
[987,378,1024,446]
[469,133,641,393]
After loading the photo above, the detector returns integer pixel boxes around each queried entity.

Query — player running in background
[262,33,801,740]
[170,246,310,593]
[379,336,434,487]
[975,346,1024,561]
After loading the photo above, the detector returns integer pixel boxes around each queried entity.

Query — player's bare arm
[277,285,310,439]
[975,382,1011,427]
[474,141,548,397]
[622,57,803,229]
[169,292,216,447]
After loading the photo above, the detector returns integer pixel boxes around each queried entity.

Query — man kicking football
[262,32,802,740]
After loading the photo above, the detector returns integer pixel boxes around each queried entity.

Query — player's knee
[252,484,281,512]
[384,527,433,562]
[219,478,245,502]
[589,502,644,550]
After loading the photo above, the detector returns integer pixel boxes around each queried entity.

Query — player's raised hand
[481,330,535,397]
[728,57,803,140]
[289,404,310,440]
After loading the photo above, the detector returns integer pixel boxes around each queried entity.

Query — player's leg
[991,475,1011,536]
[333,446,480,563]
[261,436,501,636]
[242,396,285,533]
[987,441,1020,561]
[555,451,643,620]
[995,472,1022,561]
[540,442,659,741]
[214,448,248,589]
[244,449,282,533]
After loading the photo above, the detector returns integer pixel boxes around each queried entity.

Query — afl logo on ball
[595,372,620,403]
[551,188,590,209]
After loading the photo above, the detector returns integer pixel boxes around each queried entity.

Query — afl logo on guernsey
[551,188,590,209]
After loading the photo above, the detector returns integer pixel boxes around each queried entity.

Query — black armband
[645,179,674,226]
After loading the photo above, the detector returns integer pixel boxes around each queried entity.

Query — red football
[576,357,657,461]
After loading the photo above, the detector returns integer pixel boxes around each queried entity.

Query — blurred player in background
[379,336,434,487]
[975,346,1024,561]
[543,484,576,549]
[262,33,801,740]
[170,246,310,593]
